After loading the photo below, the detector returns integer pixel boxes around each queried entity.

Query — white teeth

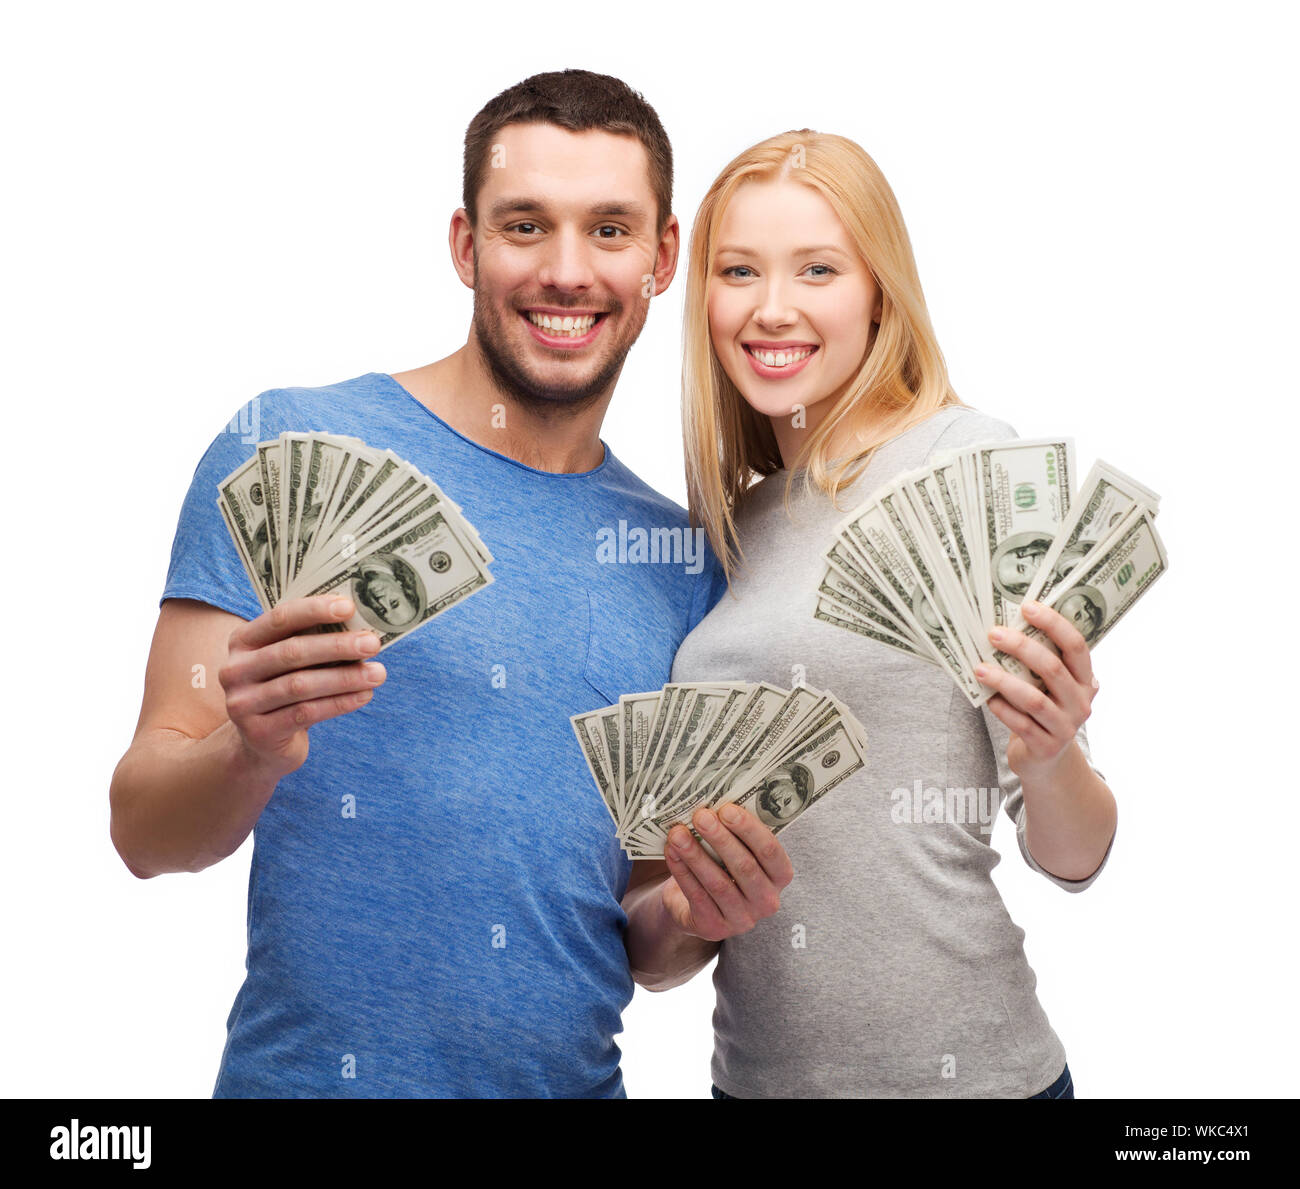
[527,312,597,336]
[753,347,812,367]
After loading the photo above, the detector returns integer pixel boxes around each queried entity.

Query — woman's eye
[722,265,755,279]
[805,263,836,278]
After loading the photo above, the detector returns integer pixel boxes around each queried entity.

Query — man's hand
[662,804,794,943]
[220,594,388,777]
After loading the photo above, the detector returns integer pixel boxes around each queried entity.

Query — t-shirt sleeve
[686,533,730,633]
[924,405,1020,460]
[987,705,1114,891]
[158,390,285,622]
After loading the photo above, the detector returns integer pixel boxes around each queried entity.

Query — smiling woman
[648,129,1117,1100]
[682,131,963,585]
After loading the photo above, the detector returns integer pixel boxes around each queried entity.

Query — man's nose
[534,226,596,292]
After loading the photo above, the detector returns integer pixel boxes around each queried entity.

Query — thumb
[661,878,693,932]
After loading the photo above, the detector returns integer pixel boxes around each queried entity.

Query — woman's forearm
[1019,739,1117,881]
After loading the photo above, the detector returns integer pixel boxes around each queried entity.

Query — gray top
[670,405,1112,1098]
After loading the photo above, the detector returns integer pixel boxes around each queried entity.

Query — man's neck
[390,343,612,474]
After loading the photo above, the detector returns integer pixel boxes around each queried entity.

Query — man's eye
[511,222,540,235]
[594,225,626,239]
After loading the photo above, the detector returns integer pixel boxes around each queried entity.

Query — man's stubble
[470,262,649,420]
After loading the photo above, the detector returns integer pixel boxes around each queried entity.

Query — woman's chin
[730,383,816,420]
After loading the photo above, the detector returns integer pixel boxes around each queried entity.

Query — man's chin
[486,346,624,410]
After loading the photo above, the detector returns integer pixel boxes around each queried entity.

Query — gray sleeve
[924,406,1020,459]
[984,705,1114,892]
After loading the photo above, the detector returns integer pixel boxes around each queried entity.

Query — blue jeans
[710,1062,1074,1099]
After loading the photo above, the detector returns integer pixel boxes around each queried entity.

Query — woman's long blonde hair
[682,129,964,586]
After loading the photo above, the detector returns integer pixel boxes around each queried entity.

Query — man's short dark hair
[463,69,673,235]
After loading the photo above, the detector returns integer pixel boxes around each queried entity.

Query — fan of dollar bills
[216,431,493,651]
[572,681,869,859]
[814,437,1167,707]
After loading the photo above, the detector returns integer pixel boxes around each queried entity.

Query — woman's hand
[975,599,1100,781]
[662,804,794,943]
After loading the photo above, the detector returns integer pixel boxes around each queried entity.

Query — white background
[3,0,1295,1098]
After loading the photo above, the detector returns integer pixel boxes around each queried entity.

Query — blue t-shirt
[160,371,727,1098]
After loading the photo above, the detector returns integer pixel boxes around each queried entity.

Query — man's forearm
[1020,739,1117,881]
[109,721,286,878]
[623,877,721,991]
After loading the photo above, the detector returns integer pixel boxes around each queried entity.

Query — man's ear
[649,213,682,298]
[449,208,476,291]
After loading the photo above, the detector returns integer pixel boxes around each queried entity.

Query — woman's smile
[742,341,819,379]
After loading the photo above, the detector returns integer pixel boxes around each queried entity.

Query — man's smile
[520,306,609,348]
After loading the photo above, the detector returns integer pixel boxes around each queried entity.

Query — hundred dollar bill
[219,431,494,655]
[575,679,869,859]
[994,503,1167,686]
[974,438,1074,631]
[814,435,1167,708]
[649,683,754,816]
[690,716,868,861]
[1015,459,1161,619]
[814,596,930,661]
[294,507,493,651]
[617,691,661,814]
[215,455,277,610]
[837,503,983,699]
[570,707,621,829]
[823,539,926,649]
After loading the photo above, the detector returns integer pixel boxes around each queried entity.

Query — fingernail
[366,662,386,684]
[1023,600,1041,615]
[721,804,742,825]
[331,598,353,617]
[696,808,717,830]
[988,628,1005,643]
[358,633,380,654]
[669,828,692,853]
[975,665,989,679]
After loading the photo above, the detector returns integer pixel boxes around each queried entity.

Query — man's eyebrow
[486,197,546,220]
[715,243,852,257]
[588,201,650,220]
[486,197,651,221]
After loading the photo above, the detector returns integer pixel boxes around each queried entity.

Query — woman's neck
[770,403,887,471]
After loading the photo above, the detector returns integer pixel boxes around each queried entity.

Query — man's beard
[471,282,646,417]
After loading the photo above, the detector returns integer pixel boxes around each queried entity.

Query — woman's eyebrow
[715,243,851,258]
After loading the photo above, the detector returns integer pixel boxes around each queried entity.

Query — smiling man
[110,69,791,1099]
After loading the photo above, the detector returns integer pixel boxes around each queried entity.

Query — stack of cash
[571,681,869,858]
[216,431,493,652]
[814,438,1167,707]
